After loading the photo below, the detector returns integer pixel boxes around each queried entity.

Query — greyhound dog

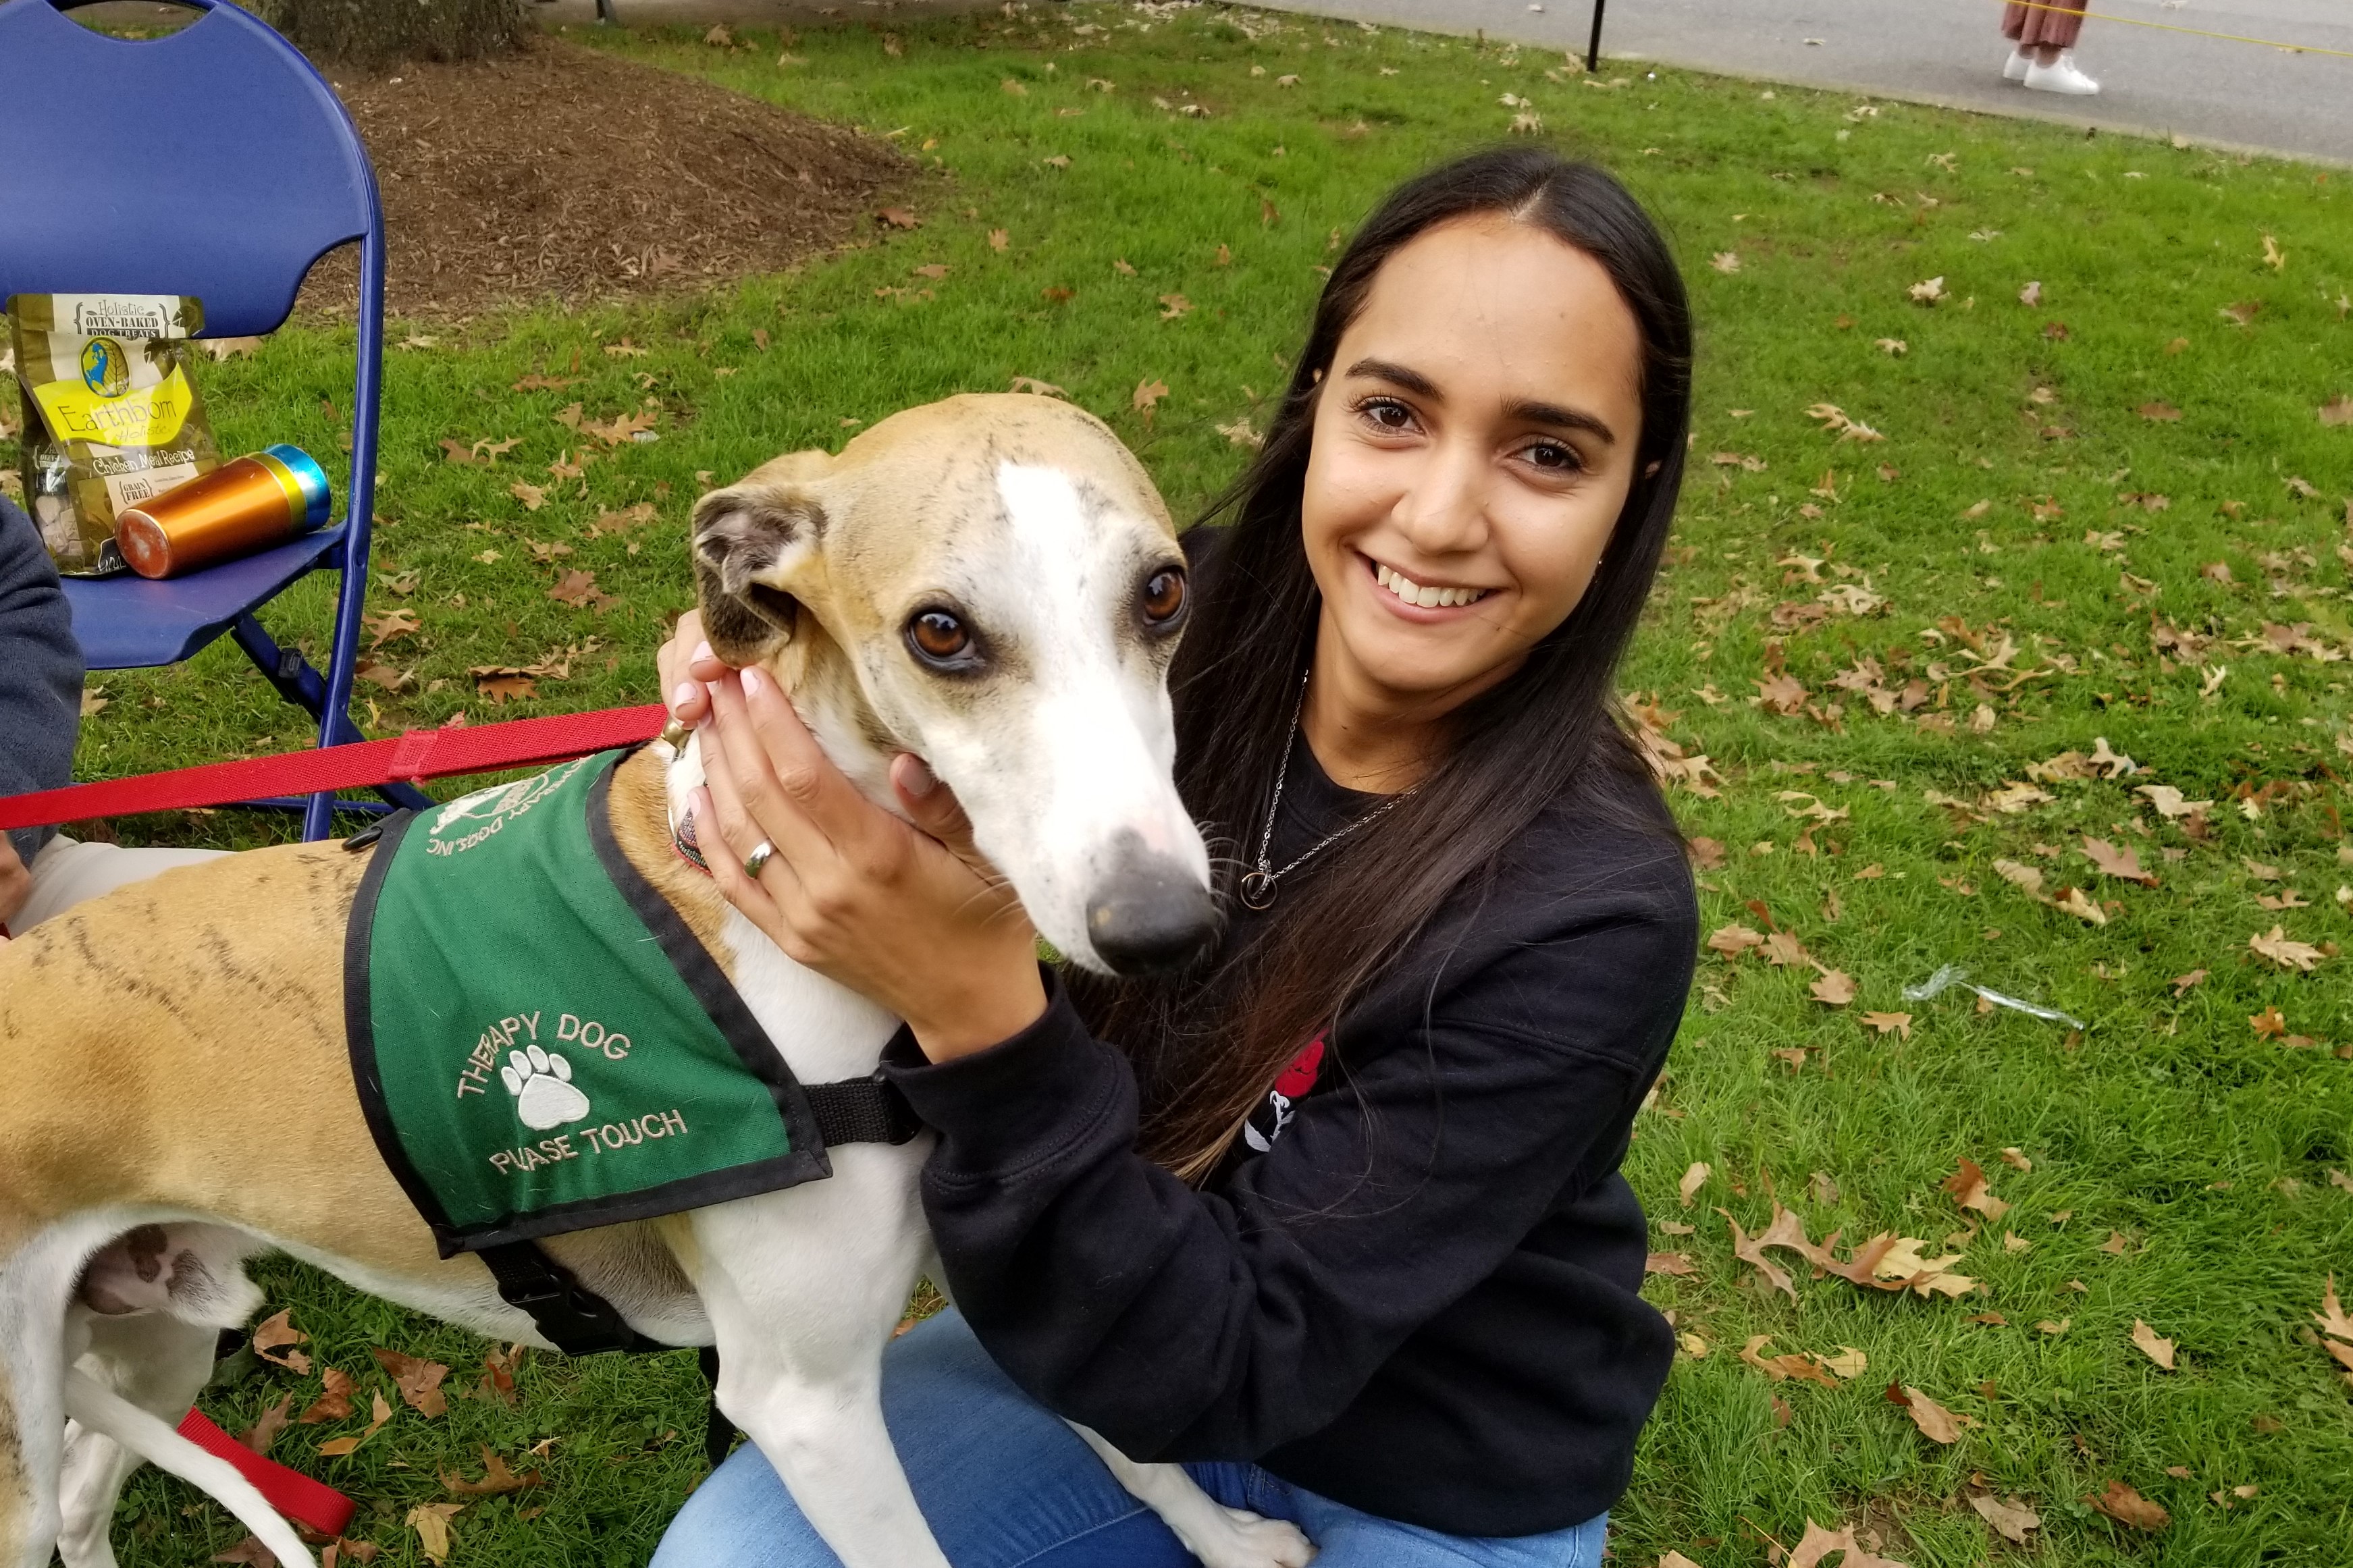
[0,394,1313,1568]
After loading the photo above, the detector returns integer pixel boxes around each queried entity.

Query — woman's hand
[658,610,722,728]
[681,647,1047,1063]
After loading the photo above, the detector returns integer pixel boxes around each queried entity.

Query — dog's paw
[501,1044,591,1131]
[1184,1509,1317,1568]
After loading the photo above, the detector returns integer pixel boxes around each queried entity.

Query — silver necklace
[1238,671,1412,912]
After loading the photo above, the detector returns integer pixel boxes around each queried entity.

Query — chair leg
[230,614,431,824]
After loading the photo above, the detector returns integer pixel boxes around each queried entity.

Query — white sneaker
[2024,52,2099,94]
[2003,49,2032,82]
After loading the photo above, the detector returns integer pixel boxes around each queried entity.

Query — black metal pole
[1586,0,1606,73]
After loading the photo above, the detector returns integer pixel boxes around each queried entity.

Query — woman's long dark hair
[1077,148,1693,1183]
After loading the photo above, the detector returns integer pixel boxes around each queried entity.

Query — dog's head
[691,393,1214,977]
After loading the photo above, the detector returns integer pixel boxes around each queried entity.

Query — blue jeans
[653,1310,1608,1568]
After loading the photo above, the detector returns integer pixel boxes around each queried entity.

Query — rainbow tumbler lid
[261,444,332,531]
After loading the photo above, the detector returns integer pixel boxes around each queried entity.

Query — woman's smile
[1364,551,1498,614]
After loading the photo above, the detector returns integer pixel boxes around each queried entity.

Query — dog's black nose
[1086,837,1217,977]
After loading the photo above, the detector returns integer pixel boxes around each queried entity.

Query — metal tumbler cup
[113,443,332,580]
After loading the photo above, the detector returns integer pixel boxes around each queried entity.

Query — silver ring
[743,840,776,882]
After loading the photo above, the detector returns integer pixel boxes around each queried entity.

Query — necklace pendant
[1238,869,1278,911]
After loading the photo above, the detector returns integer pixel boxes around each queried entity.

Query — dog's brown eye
[907,610,970,663]
[1140,567,1186,626]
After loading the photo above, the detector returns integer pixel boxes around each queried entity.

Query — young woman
[652,147,1697,1567]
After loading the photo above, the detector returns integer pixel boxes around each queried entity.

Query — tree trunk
[259,0,528,65]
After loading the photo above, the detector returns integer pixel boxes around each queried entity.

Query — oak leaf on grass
[2249,926,2323,971]
[2053,886,2107,925]
[250,1310,311,1374]
[1788,1518,1909,1568]
[1861,1010,1910,1038]
[1810,969,1857,1006]
[1886,1382,1972,1443]
[315,1390,392,1457]
[440,1447,544,1495]
[1131,379,1169,415]
[298,1367,356,1426]
[211,1538,280,1566]
[407,1503,465,1566]
[2131,1319,2178,1370]
[1677,1162,1710,1208]
[2083,836,2158,887]
[373,1347,450,1417]
[2085,1479,2168,1532]
[1967,1493,2040,1544]
[1706,924,1764,957]
[1941,1158,2009,1221]
[238,1395,292,1457]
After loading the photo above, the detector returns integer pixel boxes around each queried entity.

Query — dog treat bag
[9,293,221,576]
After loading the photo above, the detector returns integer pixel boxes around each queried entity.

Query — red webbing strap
[173,1409,358,1538]
[0,705,669,834]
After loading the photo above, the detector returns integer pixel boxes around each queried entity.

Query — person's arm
[886,888,1693,1462]
[0,495,84,869]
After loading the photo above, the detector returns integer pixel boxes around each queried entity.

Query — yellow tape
[1997,0,2353,63]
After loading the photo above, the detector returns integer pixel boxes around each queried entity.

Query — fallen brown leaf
[1968,1493,2040,1544]
[251,1310,311,1374]
[1706,923,1764,957]
[372,1348,450,1417]
[316,1390,392,1457]
[1645,1251,1696,1276]
[2138,401,2184,423]
[2083,836,2159,888]
[1132,379,1169,416]
[239,1395,293,1457]
[2085,1479,2169,1532]
[363,608,420,651]
[406,1503,465,1565]
[1678,1161,1711,1207]
[298,1368,356,1426]
[509,481,548,512]
[1810,969,1858,1006]
[1942,1158,2010,1221]
[1158,293,1192,319]
[2250,926,2323,971]
[548,569,618,614]
[1888,1382,1971,1443]
[2131,1319,2178,1370]
[211,1537,280,1567]
[440,1447,544,1496]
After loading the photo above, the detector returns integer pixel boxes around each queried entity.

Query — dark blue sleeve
[0,495,84,861]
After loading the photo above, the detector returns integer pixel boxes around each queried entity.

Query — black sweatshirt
[884,728,1698,1537]
[0,495,85,864]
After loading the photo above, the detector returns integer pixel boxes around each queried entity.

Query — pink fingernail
[741,666,765,699]
[901,756,938,796]
[672,682,698,715]
[691,641,713,664]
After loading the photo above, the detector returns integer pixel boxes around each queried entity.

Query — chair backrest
[0,0,380,337]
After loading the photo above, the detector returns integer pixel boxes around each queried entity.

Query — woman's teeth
[1375,562,1489,610]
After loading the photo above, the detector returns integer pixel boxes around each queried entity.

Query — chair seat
[61,525,347,670]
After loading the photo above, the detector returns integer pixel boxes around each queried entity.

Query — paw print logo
[501,1045,591,1131]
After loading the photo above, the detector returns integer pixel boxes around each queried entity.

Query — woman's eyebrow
[1344,357,1442,399]
[1505,398,1618,446]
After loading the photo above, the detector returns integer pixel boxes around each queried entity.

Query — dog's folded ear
[691,469,829,665]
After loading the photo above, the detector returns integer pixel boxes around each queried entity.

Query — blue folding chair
[0,0,431,840]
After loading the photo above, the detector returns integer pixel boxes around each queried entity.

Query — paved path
[1246,0,2353,166]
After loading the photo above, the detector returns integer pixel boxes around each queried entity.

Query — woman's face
[1300,215,1647,711]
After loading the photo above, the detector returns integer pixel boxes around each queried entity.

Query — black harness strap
[473,1071,921,1462]
[805,1070,924,1149]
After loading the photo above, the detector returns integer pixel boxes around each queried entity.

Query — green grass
[12,2,2352,1563]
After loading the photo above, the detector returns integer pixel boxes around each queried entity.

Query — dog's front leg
[1068,1425,1317,1568]
[684,1146,946,1568]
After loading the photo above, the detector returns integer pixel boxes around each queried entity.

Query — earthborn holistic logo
[454,1008,691,1178]
[425,756,594,857]
[78,337,132,399]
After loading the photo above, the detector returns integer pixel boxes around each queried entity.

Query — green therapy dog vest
[347,749,839,1257]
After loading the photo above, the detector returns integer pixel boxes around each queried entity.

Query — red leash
[0,705,669,835]
[174,1409,357,1538]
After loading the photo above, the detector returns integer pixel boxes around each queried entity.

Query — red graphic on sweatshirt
[1243,1035,1326,1154]
[1273,1036,1326,1098]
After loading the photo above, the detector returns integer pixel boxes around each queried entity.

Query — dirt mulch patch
[300,38,908,319]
